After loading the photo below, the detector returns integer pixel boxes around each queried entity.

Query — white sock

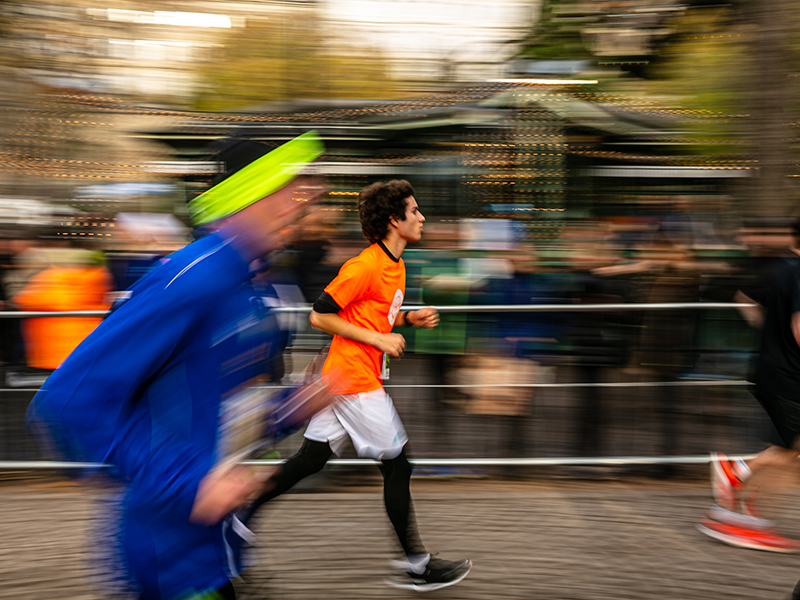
[733,456,752,481]
[407,553,431,574]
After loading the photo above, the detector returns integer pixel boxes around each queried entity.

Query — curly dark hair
[358,180,415,244]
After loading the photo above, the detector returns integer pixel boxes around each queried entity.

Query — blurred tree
[516,0,800,218]
[644,10,748,137]
[645,2,800,217]
[740,0,799,218]
[192,13,401,111]
[517,0,594,60]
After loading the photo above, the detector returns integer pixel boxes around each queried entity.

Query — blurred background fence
[0,301,771,478]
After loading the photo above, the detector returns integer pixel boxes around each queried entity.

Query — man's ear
[389,216,400,229]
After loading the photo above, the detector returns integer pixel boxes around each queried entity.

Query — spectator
[13,242,112,370]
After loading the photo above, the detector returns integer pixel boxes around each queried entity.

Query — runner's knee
[381,450,413,482]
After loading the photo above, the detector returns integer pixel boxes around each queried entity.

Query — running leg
[241,438,332,523]
[380,449,426,556]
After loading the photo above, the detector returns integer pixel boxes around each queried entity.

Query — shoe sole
[385,561,472,592]
[696,523,798,553]
[707,505,774,529]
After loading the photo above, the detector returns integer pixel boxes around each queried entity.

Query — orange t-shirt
[322,243,405,395]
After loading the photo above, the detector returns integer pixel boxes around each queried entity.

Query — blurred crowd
[0,194,787,462]
[0,212,190,384]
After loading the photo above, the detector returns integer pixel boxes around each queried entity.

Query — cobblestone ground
[3,476,800,600]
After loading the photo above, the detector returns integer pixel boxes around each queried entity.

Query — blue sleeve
[30,233,251,520]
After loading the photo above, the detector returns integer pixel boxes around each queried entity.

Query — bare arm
[190,462,275,526]
[734,290,763,329]
[792,313,800,347]
[309,310,406,357]
[396,306,440,329]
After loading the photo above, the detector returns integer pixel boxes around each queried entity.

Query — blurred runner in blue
[27,132,335,600]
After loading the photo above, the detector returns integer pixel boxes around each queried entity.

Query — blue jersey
[28,232,289,600]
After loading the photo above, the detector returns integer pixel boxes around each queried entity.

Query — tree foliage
[192,13,401,111]
[517,0,595,60]
[643,10,748,133]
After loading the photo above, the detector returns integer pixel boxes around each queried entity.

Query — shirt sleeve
[324,255,372,310]
[312,291,342,314]
[29,233,252,521]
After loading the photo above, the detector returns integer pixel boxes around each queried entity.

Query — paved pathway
[2,477,800,600]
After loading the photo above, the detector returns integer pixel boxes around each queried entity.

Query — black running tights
[380,450,427,557]
[241,438,333,522]
[242,439,426,557]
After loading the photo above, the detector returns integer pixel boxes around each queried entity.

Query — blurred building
[142,80,750,248]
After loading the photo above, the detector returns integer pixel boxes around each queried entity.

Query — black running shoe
[390,556,472,592]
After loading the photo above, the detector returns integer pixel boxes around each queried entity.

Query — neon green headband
[189,131,324,226]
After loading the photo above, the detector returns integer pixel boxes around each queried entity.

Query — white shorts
[304,387,408,460]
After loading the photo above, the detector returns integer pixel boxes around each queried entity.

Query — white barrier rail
[0,454,758,471]
[0,380,752,394]
[0,302,755,318]
[2,376,756,469]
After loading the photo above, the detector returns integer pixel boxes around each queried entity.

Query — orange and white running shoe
[738,491,763,520]
[710,452,746,511]
[697,508,799,553]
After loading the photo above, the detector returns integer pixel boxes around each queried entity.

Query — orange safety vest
[14,266,112,369]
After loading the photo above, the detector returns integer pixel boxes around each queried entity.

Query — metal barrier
[0,302,762,471]
[0,454,757,471]
[0,302,755,318]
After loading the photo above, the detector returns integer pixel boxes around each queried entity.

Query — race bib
[387,289,403,326]
[380,352,390,380]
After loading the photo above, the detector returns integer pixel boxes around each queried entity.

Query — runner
[26,132,338,600]
[241,179,472,591]
[698,219,800,559]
